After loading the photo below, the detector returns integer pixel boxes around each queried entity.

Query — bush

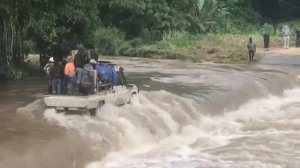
[129,37,143,47]
[23,40,36,54]
[0,64,25,80]
[147,31,195,50]
[259,23,274,35]
[123,31,199,57]
[94,27,130,55]
[161,31,194,48]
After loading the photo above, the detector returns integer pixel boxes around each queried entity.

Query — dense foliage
[0,0,300,79]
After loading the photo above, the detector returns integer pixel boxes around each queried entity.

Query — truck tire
[89,101,105,116]
[89,108,96,117]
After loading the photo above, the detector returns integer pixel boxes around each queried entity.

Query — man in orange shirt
[64,56,76,94]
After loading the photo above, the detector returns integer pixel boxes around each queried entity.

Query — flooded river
[0,56,299,168]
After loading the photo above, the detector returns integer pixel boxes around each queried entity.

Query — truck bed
[44,92,108,109]
[43,84,139,111]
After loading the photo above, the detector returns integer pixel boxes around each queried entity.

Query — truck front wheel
[89,109,96,117]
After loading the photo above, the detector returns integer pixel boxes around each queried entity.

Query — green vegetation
[1,0,300,80]
[127,33,264,64]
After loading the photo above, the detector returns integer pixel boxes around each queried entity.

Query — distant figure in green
[263,31,270,50]
[247,37,256,62]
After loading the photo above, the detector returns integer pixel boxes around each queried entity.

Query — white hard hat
[49,57,54,63]
[89,59,97,64]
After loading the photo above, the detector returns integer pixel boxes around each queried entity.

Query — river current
[0,56,299,168]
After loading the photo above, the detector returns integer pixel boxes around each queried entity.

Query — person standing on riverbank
[263,31,270,50]
[247,37,256,62]
[282,25,290,49]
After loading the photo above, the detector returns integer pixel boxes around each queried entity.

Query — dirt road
[258,47,300,57]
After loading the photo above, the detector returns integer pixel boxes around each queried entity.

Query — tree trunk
[0,14,9,66]
[3,19,7,65]
[4,20,9,65]
[10,19,14,65]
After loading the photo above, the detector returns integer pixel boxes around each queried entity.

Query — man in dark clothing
[263,32,270,50]
[79,59,97,95]
[49,61,63,94]
[117,67,127,86]
[296,31,300,48]
[61,57,67,94]
[86,49,98,61]
[44,57,54,93]
[74,48,87,85]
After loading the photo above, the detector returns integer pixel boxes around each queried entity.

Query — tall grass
[144,31,198,50]
[94,23,298,58]
[94,27,130,55]
[210,33,286,49]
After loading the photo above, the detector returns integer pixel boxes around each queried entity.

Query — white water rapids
[43,88,300,168]
[0,57,299,168]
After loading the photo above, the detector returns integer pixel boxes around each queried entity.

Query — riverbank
[258,47,300,57]
[1,34,295,81]
[0,55,43,80]
[123,34,287,64]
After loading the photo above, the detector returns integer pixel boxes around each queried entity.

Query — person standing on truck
[44,57,54,93]
[86,49,98,61]
[117,67,127,86]
[74,48,87,87]
[49,61,63,94]
[61,56,67,94]
[79,59,97,95]
[71,50,78,60]
[64,56,76,94]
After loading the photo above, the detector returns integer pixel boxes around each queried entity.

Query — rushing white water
[43,87,300,168]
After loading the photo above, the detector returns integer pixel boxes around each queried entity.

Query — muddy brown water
[0,56,300,168]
